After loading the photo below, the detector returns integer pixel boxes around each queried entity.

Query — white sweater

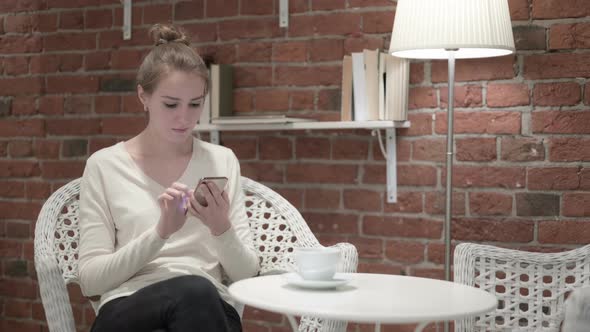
[78,138,259,311]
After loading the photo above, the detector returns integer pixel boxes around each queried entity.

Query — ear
[137,84,149,109]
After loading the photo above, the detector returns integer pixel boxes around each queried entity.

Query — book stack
[340,49,410,122]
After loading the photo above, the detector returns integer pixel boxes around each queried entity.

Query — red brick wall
[1,0,589,331]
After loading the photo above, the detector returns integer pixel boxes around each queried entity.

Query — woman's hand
[188,181,231,236]
[156,182,190,239]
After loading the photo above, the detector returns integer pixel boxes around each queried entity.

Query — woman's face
[138,70,206,144]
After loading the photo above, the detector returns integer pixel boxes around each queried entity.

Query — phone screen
[194,176,228,206]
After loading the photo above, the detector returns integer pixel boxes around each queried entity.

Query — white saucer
[283,272,350,289]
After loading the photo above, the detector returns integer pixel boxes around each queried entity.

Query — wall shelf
[193,119,410,203]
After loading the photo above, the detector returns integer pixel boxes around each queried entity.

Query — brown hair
[137,24,209,95]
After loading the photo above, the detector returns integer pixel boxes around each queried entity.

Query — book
[384,55,410,121]
[210,64,233,119]
[363,49,380,121]
[210,115,316,125]
[199,71,211,124]
[340,55,353,121]
[351,52,368,121]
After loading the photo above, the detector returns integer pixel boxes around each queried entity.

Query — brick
[41,161,85,179]
[424,192,466,215]
[509,0,530,20]
[309,39,343,62]
[524,54,590,79]
[295,137,330,159]
[30,54,83,74]
[206,0,237,17]
[111,49,146,70]
[46,119,101,135]
[89,138,118,154]
[435,111,521,135]
[451,166,525,189]
[304,212,358,234]
[237,162,284,183]
[487,83,530,107]
[533,82,581,106]
[410,62,424,84]
[46,76,98,94]
[440,85,483,108]
[563,193,590,217]
[332,138,368,160]
[43,32,95,51]
[289,13,361,37]
[357,262,402,275]
[343,36,384,54]
[287,164,357,184]
[311,0,345,10]
[343,189,381,211]
[113,5,141,27]
[240,0,273,15]
[274,188,303,208]
[0,142,6,156]
[8,141,33,158]
[38,13,58,32]
[100,78,135,92]
[255,89,289,111]
[122,95,143,114]
[232,90,253,113]
[528,167,580,190]
[101,116,146,135]
[514,26,546,50]
[34,139,60,159]
[549,138,590,162]
[384,192,423,213]
[85,52,111,70]
[317,89,340,111]
[6,221,29,238]
[348,237,383,259]
[362,216,442,239]
[4,298,31,318]
[0,201,41,220]
[11,96,37,116]
[532,0,590,19]
[26,181,51,200]
[85,9,112,29]
[305,188,340,209]
[432,56,516,82]
[539,221,590,244]
[274,66,340,86]
[427,243,458,265]
[0,119,45,137]
[456,138,497,162]
[3,57,29,76]
[273,41,308,62]
[181,22,218,43]
[234,66,272,88]
[174,1,204,20]
[95,95,121,114]
[469,192,512,216]
[59,10,84,29]
[412,139,445,162]
[290,91,314,110]
[48,0,102,8]
[5,260,29,277]
[237,42,272,62]
[99,28,151,49]
[142,4,172,24]
[550,23,590,50]
[408,87,437,109]
[64,96,92,114]
[582,169,590,190]
[399,113,432,136]
[453,218,534,242]
[62,139,88,157]
[219,18,281,40]
[0,239,23,257]
[0,35,42,54]
[516,193,559,216]
[0,181,25,198]
[0,77,44,95]
[0,319,44,332]
[385,241,425,264]
[501,137,544,162]
[39,95,64,115]
[362,11,394,34]
[361,164,437,187]
[259,137,292,160]
[532,111,590,134]
[0,99,11,116]
[4,14,40,33]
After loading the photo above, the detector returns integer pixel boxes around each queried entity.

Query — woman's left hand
[187,181,231,236]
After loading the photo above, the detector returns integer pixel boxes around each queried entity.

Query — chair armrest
[35,255,77,332]
[329,242,358,274]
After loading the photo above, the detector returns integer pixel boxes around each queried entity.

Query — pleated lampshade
[389,0,515,59]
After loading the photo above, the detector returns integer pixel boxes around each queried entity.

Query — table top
[228,273,497,324]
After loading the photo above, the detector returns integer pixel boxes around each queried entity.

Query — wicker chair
[34,176,358,332]
[453,242,590,331]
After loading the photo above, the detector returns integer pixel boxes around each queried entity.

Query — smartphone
[194,176,228,207]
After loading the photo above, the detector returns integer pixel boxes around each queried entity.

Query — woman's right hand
[156,182,190,239]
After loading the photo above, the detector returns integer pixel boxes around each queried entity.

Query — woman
[78,23,259,332]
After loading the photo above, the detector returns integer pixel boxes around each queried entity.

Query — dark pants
[91,275,242,332]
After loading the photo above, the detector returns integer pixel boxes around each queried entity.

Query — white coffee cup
[293,247,340,281]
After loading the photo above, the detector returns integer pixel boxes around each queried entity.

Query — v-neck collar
[118,138,198,190]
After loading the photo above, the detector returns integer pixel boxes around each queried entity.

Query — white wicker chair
[453,242,590,332]
[34,176,358,332]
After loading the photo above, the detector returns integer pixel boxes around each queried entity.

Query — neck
[132,128,193,158]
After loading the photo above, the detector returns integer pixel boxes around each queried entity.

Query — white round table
[229,273,497,332]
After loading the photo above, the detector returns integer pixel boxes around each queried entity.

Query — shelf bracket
[386,128,397,203]
[122,0,132,40]
[279,0,289,28]
[210,130,220,145]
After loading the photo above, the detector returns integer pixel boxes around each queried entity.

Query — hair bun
[149,23,190,46]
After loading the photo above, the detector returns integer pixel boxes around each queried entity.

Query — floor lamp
[389,1,514,329]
